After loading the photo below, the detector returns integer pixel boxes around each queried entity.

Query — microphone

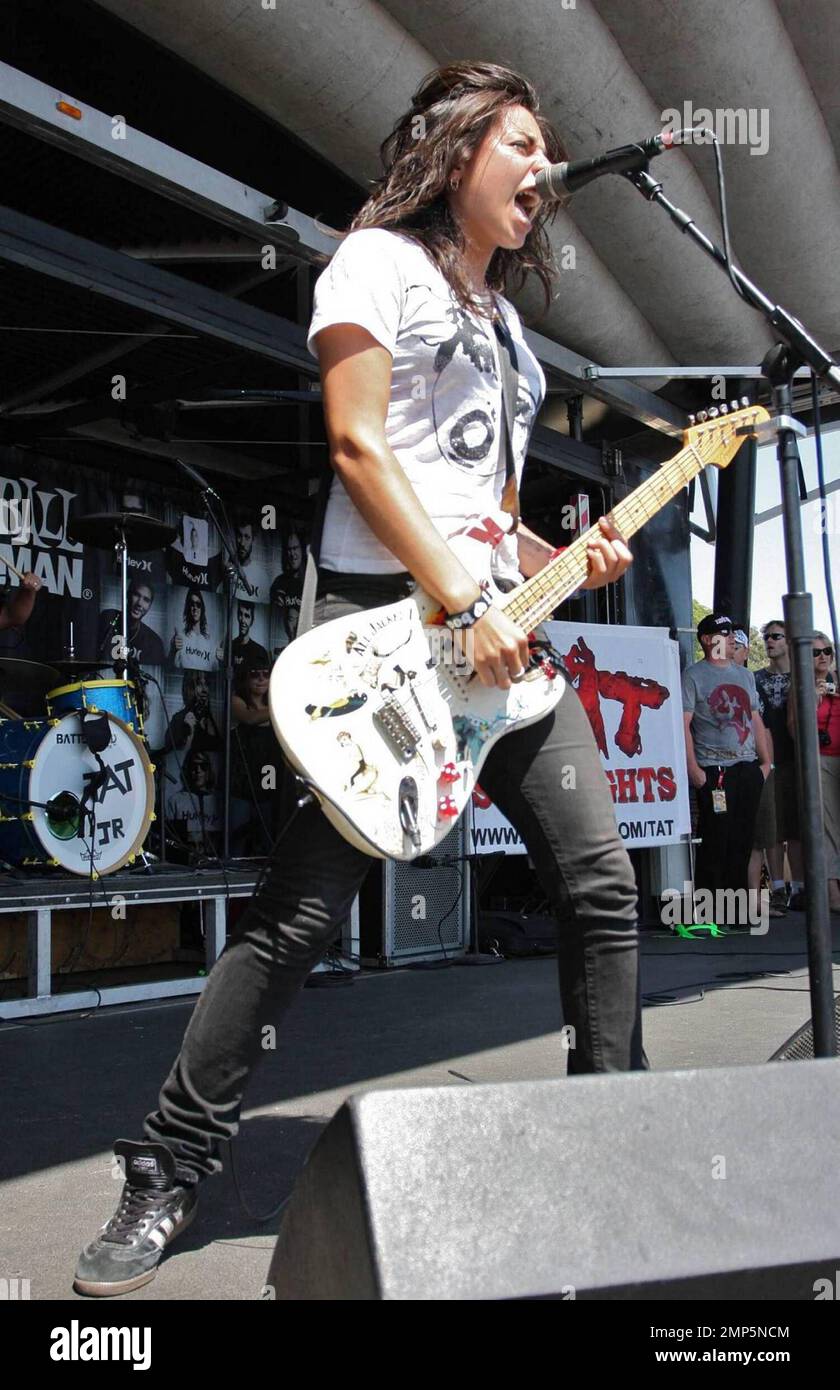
[174,456,220,499]
[535,131,679,198]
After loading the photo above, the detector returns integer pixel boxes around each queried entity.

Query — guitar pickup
[373,696,421,762]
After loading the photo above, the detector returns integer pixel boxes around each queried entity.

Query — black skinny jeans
[145,576,645,1182]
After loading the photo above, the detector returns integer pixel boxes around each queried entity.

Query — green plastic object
[673,922,726,939]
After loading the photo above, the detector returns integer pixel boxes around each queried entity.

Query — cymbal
[68,511,177,553]
[0,656,61,691]
[49,659,114,676]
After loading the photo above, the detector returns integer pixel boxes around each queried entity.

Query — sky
[690,417,839,639]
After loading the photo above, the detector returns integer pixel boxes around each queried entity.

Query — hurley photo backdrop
[0,445,308,855]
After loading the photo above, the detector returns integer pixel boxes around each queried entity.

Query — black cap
[697,613,734,639]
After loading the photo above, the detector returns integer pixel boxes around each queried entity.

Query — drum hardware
[49,660,110,677]
[68,511,174,864]
[67,511,177,555]
[0,657,62,695]
[68,511,176,680]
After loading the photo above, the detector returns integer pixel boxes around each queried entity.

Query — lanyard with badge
[711,767,727,814]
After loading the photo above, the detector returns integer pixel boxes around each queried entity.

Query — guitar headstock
[683,400,771,470]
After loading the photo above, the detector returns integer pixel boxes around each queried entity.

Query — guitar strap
[493,310,521,535]
[297,305,522,637]
[297,465,331,638]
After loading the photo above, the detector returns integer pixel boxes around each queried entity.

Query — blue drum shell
[0,718,52,864]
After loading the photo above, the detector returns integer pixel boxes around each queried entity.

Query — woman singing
[74,61,643,1298]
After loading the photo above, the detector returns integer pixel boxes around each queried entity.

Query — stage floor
[2,910,838,1302]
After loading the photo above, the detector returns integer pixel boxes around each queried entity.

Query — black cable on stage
[227,1136,291,1225]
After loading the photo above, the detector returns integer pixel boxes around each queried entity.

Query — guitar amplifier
[352,818,470,967]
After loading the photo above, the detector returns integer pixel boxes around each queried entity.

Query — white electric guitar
[269,404,768,860]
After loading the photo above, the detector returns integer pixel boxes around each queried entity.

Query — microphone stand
[173,461,254,861]
[623,163,838,1057]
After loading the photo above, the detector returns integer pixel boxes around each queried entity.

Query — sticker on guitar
[304,692,368,720]
[336,730,388,800]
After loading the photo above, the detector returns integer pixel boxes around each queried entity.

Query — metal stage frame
[0,864,262,1021]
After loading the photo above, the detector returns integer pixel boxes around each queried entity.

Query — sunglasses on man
[763,632,785,642]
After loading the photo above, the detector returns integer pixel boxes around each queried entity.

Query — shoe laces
[103,1184,172,1246]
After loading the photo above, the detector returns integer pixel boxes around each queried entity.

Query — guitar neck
[500,440,707,632]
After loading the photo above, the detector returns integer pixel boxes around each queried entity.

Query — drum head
[28,712,154,875]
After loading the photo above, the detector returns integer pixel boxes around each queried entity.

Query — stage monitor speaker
[355,817,469,967]
[266,1059,840,1300]
[769,994,840,1061]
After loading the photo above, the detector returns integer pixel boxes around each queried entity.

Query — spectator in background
[787,632,840,914]
[682,613,770,910]
[230,660,283,855]
[756,619,804,911]
[735,628,783,916]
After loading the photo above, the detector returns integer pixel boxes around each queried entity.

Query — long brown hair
[324,62,567,320]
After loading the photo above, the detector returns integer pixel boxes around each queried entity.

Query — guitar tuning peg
[697,410,708,423]
[740,395,750,407]
[719,403,729,414]
[708,407,719,418]
[730,399,740,412]
[688,414,696,426]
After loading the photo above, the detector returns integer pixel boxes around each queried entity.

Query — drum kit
[0,510,175,878]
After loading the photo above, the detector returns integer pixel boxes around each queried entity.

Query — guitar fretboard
[501,441,708,632]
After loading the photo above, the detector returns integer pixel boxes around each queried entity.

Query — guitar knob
[438,762,460,784]
[438,795,459,820]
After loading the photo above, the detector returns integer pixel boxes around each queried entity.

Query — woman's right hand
[689,766,708,789]
[466,606,531,689]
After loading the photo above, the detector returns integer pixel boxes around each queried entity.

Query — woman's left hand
[580,517,633,591]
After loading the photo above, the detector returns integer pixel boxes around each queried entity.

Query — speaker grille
[770,994,840,1061]
[385,820,467,962]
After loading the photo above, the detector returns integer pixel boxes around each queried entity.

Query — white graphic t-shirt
[307,228,546,582]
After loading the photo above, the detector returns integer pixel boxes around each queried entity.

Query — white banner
[469,622,690,853]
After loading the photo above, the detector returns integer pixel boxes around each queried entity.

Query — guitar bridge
[373,696,420,762]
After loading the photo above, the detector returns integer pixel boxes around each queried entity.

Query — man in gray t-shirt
[682,614,770,902]
[682,657,758,765]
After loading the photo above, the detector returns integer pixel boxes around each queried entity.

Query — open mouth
[513,190,541,221]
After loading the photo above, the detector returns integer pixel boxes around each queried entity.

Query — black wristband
[444,582,492,630]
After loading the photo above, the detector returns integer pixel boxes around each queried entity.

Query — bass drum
[0,712,155,876]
